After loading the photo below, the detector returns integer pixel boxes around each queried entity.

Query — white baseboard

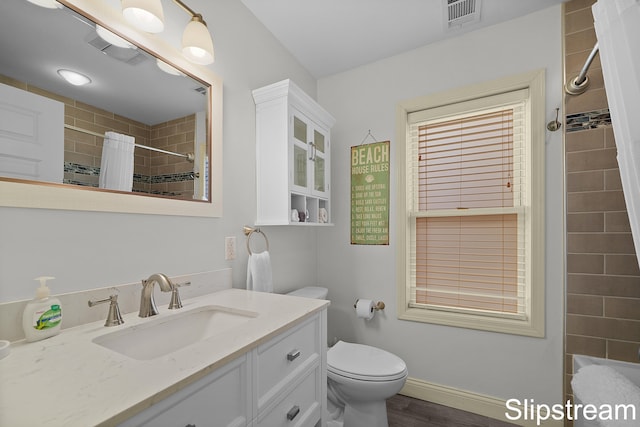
[400,377,564,427]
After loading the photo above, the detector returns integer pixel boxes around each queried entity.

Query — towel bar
[243,226,269,254]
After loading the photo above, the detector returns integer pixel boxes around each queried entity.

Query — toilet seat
[327,341,408,382]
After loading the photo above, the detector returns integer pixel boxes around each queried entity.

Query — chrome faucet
[88,294,124,327]
[139,273,174,317]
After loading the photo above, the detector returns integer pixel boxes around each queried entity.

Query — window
[396,70,545,337]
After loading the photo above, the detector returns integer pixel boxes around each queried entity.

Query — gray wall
[0,0,565,409]
[317,6,564,404]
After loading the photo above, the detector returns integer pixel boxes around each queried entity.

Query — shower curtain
[99,131,135,192]
[593,0,640,267]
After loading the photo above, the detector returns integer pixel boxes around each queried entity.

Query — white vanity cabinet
[119,311,326,427]
[255,314,325,426]
[253,79,336,226]
[118,354,251,427]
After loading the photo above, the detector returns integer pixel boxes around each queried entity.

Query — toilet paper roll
[356,299,375,320]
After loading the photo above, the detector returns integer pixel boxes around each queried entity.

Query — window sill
[397,305,545,338]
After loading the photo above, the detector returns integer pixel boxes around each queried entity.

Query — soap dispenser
[22,276,62,342]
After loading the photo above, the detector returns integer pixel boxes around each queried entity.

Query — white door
[0,83,64,183]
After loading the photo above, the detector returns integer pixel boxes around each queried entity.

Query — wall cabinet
[119,311,327,427]
[253,80,336,226]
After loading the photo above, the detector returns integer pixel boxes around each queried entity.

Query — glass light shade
[25,0,63,8]
[122,0,164,33]
[182,15,214,65]
[57,69,91,86]
[96,25,137,49]
[156,59,182,76]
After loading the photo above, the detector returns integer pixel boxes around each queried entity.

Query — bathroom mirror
[0,0,223,217]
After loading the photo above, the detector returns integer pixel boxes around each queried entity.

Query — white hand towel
[246,251,273,293]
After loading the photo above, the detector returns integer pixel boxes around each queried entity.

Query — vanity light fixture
[122,0,165,33]
[121,0,214,65]
[25,0,63,8]
[57,69,91,86]
[96,25,137,50]
[180,13,214,65]
[156,59,183,76]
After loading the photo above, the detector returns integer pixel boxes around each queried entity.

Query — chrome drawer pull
[287,350,301,361]
[286,405,300,421]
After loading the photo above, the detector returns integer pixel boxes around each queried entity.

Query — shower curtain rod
[565,42,600,95]
[64,124,194,162]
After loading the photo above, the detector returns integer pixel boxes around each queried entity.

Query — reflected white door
[0,83,64,182]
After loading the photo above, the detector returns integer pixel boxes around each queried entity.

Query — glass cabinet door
[312,129,327,194]
[290,110,330,205]
[292,116,308,190]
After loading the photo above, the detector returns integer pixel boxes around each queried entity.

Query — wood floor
[386,394,518,427]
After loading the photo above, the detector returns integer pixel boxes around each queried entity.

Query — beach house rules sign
[351,141,390,245]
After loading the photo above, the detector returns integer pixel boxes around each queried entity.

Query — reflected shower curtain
[99,131,135,191]
[593,0,640,267]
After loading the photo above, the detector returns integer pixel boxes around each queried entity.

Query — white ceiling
[241,0,567,78]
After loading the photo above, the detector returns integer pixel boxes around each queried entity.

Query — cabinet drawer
[119,355,250,427]
[256,316,320,408]
[257,366,321,427]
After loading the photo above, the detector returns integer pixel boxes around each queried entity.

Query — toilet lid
[327,341,407,381]
[286,286,328,299]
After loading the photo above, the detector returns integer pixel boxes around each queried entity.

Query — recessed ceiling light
[96,25,137,50]
[57,69,92,86]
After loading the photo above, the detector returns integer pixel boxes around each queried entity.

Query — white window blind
[408,97,528,318]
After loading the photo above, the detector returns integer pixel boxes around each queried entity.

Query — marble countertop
[0,289,328,427]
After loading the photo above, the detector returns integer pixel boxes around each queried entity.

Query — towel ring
[243,226,269,255]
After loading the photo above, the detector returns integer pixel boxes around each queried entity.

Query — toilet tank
[287,286,328,299]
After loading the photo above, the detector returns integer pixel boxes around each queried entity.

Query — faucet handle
[88,294,124,327]
[168,281,191,310]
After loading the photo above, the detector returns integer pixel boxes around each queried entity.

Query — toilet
[287,287,408,427]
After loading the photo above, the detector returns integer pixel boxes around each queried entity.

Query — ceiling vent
[444,0,481,29]
[64,6,147,66]
[85,33,148,66]
[193,86,207,95]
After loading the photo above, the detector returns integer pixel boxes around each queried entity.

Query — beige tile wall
[0,74,151,189]
[1,75,194,197]
[64,98,153,191]
[563,0,640,408]
[148,114,196,199]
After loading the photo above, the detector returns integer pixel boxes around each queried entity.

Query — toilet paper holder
[353,299,385,311]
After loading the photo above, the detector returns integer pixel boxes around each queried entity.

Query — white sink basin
[93,305,258,360]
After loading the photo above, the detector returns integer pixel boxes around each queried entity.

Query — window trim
[396,70,546,337]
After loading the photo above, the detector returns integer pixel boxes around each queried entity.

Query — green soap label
[33,305,62,330]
